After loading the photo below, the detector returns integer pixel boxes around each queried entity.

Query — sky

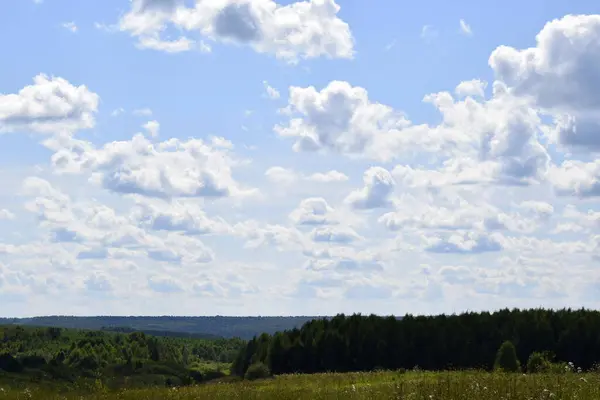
[1,0,600,317]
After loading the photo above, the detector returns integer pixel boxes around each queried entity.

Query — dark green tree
[494,340,520,372]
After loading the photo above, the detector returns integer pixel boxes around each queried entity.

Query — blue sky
[1,0,600,317]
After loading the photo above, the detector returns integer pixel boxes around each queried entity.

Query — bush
[527,352,550,373]
[494,341,520,372]
[549,361,571,374]
[244,362,271,380]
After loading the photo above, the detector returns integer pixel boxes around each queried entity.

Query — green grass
[1,370,600,399]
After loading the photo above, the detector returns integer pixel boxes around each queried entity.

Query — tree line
[0,325,245,388]
[233,308,600,376]
[0,315,318,339]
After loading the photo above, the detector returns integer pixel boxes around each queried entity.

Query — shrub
[244,362,271,380]
[494,341,520,372]
[526,352,550,373]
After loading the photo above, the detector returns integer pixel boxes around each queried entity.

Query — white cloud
[131,199,232,235]
[133,108,152,116]
[421,25,438,41]
[423,231,503,254]
[306,170,348,183]
[384,39,396,51]
[345,167,395,210]
[0,209,15,220]
[44,133,256,199]
[490,14,600,151]
[62,22,78,33]
[111,108,125,117]
[459,19,472,36]
[5,10,600,315]
[118,0,354,63]
[454,79,486,98]
[137,36,197,53]
[276,81,416,160]
[309,226,361,244]
[547,160,600,198]
[142,120,160,137]
[265,166,298,184]
[276,79,551,182]
[289,197,339,226]
[265,166,349,185]
[0,74,99,134]
[148,275,183,293]
[263,81,280,99]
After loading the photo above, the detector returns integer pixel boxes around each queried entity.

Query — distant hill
[0,316,323,339]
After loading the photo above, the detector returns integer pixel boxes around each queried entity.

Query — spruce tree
[494,340,520,372]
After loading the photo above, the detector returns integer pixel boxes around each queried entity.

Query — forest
[4,308,600,392]
[233,308,600,376]
[0,325,244,389]
[0,316,318,339]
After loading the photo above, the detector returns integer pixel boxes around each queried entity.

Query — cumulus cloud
[518,201,554,220]
[345,167,395,209]
[21,177,217,266]
[289,197,339,226]
[245,225,310,254]
[424,232,503,254]
[131,199,231,235]
[490,14,600,151]
[307,170,348,183]
[276,79,551,186]
[0,74,99,134]
[309,226,361,243]
[118,0,354,62]
[142,120,160,137]
[547,160,600,198]
[44,133,256,199]
[264,166,297,184]
[454,79,486,98]
[265,166,348,184]
[275,81,416,159]
[380,194,545,234]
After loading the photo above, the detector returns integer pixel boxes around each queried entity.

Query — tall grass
[1,370,599,399]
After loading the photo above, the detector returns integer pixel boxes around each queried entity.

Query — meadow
[1,370,599,399]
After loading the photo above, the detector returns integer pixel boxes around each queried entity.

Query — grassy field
[1,370,599,399]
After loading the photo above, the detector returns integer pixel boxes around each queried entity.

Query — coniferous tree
[494,341,520,372]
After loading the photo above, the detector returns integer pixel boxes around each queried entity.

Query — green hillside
[0,325,244,390]
[0,316,320,339]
